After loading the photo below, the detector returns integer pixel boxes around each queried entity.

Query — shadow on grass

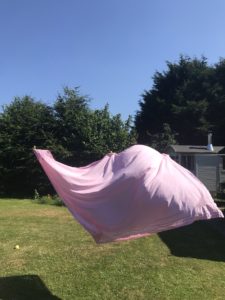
[159,219,225,262]
[0,275,61,300]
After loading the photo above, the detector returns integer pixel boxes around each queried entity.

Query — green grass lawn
[1,199,225,300]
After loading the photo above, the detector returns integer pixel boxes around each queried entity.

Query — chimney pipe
[207,132,214,151]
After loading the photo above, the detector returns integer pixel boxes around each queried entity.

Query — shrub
[33,190,64,206]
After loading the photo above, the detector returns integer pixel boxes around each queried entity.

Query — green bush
[0,88,136,197]
[33,190,64,206]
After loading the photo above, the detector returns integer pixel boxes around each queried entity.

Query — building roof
[167,145,225,154]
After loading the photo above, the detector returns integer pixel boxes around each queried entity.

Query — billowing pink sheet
[34,145,223,243]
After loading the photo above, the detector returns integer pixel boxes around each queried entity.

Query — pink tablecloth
[34,145,223,243]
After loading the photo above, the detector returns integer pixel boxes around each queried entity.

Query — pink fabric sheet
[34,145,223,243]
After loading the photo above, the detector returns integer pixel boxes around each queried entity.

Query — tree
[53,87,92,165]
[0,96,58,197]
[82,105,136,157]
[149,123,177,152]
[135,56,225,146]
[0,87,136,197]
[53,88,136,165]
[208,58,225,145]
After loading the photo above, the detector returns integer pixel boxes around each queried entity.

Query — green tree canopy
[53,88,136,165]
[0,88,136,197]
[135,56,225,148]
[0,96,58,196]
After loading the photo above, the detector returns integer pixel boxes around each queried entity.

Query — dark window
[222,157,225,170]
[181,155,195,172]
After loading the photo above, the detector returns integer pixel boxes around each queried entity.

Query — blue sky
[1,0,225,119]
